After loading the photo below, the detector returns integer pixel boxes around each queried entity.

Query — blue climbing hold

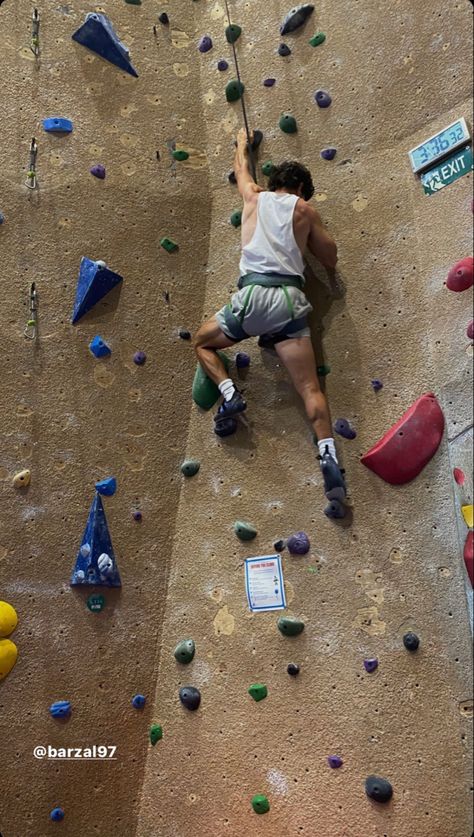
[49,700,71,719]
[315,89,332,108]
[50,808,65,822]
[95,477,117,496]
[334,418,357,440]
[70,492,122,587]
[371,378,383,392]
[72,13,138,78]
[42,117,73,134]
[280,4,314,34]
[278,43,291,56]
[132,694,146,709]
[364,658,378,673]
[217,59,229,71]
[71,257,123,324]
[89,335,111,358]
[320,147,337,161]
[263,78,276,87]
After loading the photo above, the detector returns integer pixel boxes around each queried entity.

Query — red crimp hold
[361,393,445,485]
[464,531,473,586]
[446,257,473,292]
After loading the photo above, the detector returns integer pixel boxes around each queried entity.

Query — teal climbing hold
[174,639,196,664]
[251,794,270,814]
[234,521,257,541]
[230,210,242,228]
[172,149,189,161]
[277,616,305,636]
[226,80,245,103]
[279,114,297,134]
[192,353,231,410]
[317,364,331,376]
[309,31,326,46]
[248,683,268,702]
[160,237,178,253]
[180,460,200,477]
[226,24,242,44]
[262,161,276,177]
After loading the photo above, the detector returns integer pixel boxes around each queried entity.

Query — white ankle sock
[318,438,338,464]
[218,378,236,402]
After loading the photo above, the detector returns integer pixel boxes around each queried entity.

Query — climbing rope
[222,0,257,183]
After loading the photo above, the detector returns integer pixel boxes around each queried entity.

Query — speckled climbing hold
[248,683,268,702]
[287,663,300,676]
[263,78,276,87]
[174,638,196,664]
[235,351,250,368]
[193,352,231,410]
[328,755,343,769]
[158,12,169,24]
[13,469,30,489]
[365,775,393,803]
[95,477,117,496]
[87,594,105,612]
[133,350,147,365]
[464,531,474,586]
[251,794,270,815]
[403,632,420,652]
[287,531,310,555]
[279,114,297,134]
[49,700,71,719]
[225,24,242,43]
[179,686,201,711]
[72,12,138,78]
[462,504,474,528]
[0,639,18,680]
[132,694,146,709]
[334,418,357,440]
[317,364,331,376]
[280,4,314,35]
[371,378,383,392]
[149,723,163,745]
[70,492,121,587]
[324,499,346,519]
[363,658,378,673]
[179,329,191,340]
[320,147,337,160]
[278,616,305,636]
[278,43,291,56]
[262,161,276,177]
[274,539,286,551]
[172,149,189,161]
[50,807,65,822]
[160,237,178,253]
[361,393,444,485]
[230,210,242,228]
[315,89,332,108]
[133,510,142,522]
[198,35,213,53]
[446,257,473,292]
[226,79,245,102]
[181,460,200,478]
[89,335,111,358]
[43,117,73,134]
[309,31,326,46]
[467,320,474,340]
[217,59,229,71]
[234,520,257,541]
[90,164,106,179]
[72,257,123,324]
[0,602,18,637]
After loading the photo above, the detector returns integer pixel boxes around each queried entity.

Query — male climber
[194,128,346,512]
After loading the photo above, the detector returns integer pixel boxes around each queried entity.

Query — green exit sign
[421,144,473,196]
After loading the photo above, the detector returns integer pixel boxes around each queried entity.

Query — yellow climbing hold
[0,601,18,637]
[462,504,473,529]
[0,639,18,680]
[13,469,31,489]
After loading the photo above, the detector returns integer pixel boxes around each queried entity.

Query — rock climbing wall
[0,1,472,836]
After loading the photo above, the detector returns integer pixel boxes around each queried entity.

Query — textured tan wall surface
[0,1,473,836]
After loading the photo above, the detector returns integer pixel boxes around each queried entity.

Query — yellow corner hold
[461,504,473,529]
[0,639,18,680]
[0,601,18,637]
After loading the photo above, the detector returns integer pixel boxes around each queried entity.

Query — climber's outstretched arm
[234,129,263,202]
[306,205,338,269]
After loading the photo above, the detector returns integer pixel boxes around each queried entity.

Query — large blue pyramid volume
[72,257,123,324]
[70,493,122,587]
[72,13,138,78]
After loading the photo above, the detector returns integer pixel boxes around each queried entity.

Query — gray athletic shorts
[215,285,313,343]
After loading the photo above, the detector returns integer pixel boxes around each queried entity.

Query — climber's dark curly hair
[268,161,315,201]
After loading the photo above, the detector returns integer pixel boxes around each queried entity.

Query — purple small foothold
[90,164,106,179]
[327,755,343,769]
[320,148,337,161]
[315,89,332,108]
[364,658,378,673]
[198,35,213,53]
[334,418,357,440]
[278,43,291,56]
[133,351,147,366]
[235,351,250,369]
[287,531,310,556]
[371,378,383,392]
[133,510,142,522]
[263,78,276,87]
[217,59,229,71]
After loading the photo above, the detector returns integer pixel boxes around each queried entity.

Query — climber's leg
[194,317,247,417]
[274,336,333,441]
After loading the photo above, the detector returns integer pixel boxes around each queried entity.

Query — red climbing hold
[361,393,445,485]
[445,257,473,292]
[453,467,465,486]
[464,531,473,586]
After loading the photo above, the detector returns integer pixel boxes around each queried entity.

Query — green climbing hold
[173,639,196,664]
[192,352,231,410]
[234,520,257,541]
[87,594,105,613]
[277,616,305,636]
[252,794,270,815]
[181,460,200,477]
[160,237,178,253]
[230,210,242,228]
[279,114,297,134]
[248,683,268,702]
[262,161,276,177]
[309,32,326,46]
[317,364,331,376]
[149,724,163,746]
[225,24,242,44]
[172,149,189,161]
[226,79,245,103]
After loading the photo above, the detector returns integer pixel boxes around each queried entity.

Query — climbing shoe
[214,416,238,437]
[214,390,247,419]
[319,446,347,502]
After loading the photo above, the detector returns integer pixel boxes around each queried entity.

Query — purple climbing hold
[198,35,213,53]
[235,351,250,369]
[334,418,357,440]
[371,378,383,392]
[133,510,142,522]
[90,164,106,179]
[287,531,310,555]
[315,89,332,108]
[217,59,229,71]
[320,148,337,161]
[133,350,146,365]
[278,43,291,56]
[364,658,379,673]
[324,499,346,519]
[327,755,343,769]
[263,78,276,87]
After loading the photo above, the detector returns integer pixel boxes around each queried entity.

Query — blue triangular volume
[72,13,138,78]
[71,493,122,587]
[72,257,123,324]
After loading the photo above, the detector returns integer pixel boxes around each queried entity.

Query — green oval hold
[252,794,270,815]
[309,31,326,46]
[181,459,200,477]
[172,149,189,161]
[279,114,297,134]
[277,616,305,636]
[234,520,257,541]
[226,23,242,44]
[226,79,245,103]
[248,683,268,702]
[262,161,276,177]
[149,723,163,746]
[230,210,242,228]
[173,638,196,664]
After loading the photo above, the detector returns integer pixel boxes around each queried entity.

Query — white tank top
[239,191,305,277]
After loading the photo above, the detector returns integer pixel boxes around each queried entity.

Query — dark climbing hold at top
[71,257,123,325]
[179,686,201,711]
[315,89,332,108]
[158,12,169,24]
[230,210,242,228]
[72,13,139,78]
[320,147,337,161]
[363,658,378,673]
[327,755,343,769]
[403,632,420,652]
[198,35,213,53]
[179,329,191,340]
[132,694,146,709]
[90,163,106,179]
[365,775,393,803]
[287,663,300,676]
[287,531,310,555]
[95,477,117,496]
[217,59,229,71]
[446,257,473,292]
[371,378,383,392]
[133,350,147,365]
[334,418,357,440]
[235,351,250,368]
[174,638,196,664]
[226,79,244,102]
[43,117,73,134]
[226,24,242,44]
[263,78,276,87]
[280,4,314,35]
[309,31,326,46]
[278,43,291,56]
[279,114,297,134]
[278,616,305,636]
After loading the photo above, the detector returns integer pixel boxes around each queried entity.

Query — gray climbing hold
[234,520,257,541]
[324,500,346,519]
[277,616,305,636]
[287,531,310,555]
[279,114,297,134]
[179,686,201,711]
[226,79,245,102]
[180,459,200,477]
[278,43,291,56]
[225,24,241,43]
[403,632,420,652]
[365,775,393,803]
[334,418,357,440]
[315,89,332,108]
[174,639,196,664]
[320,147,336,161]
[198,35,213,53]
[280,4,314,35]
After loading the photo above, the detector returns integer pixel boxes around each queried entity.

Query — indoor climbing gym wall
[0,0,472,835]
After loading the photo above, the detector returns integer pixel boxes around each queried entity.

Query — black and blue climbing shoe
[319,446,347,502]
[214,390,247,419]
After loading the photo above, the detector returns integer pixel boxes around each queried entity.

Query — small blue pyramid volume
[70,493,122,587]
[72,257,123,324]
[72,13,138,78]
